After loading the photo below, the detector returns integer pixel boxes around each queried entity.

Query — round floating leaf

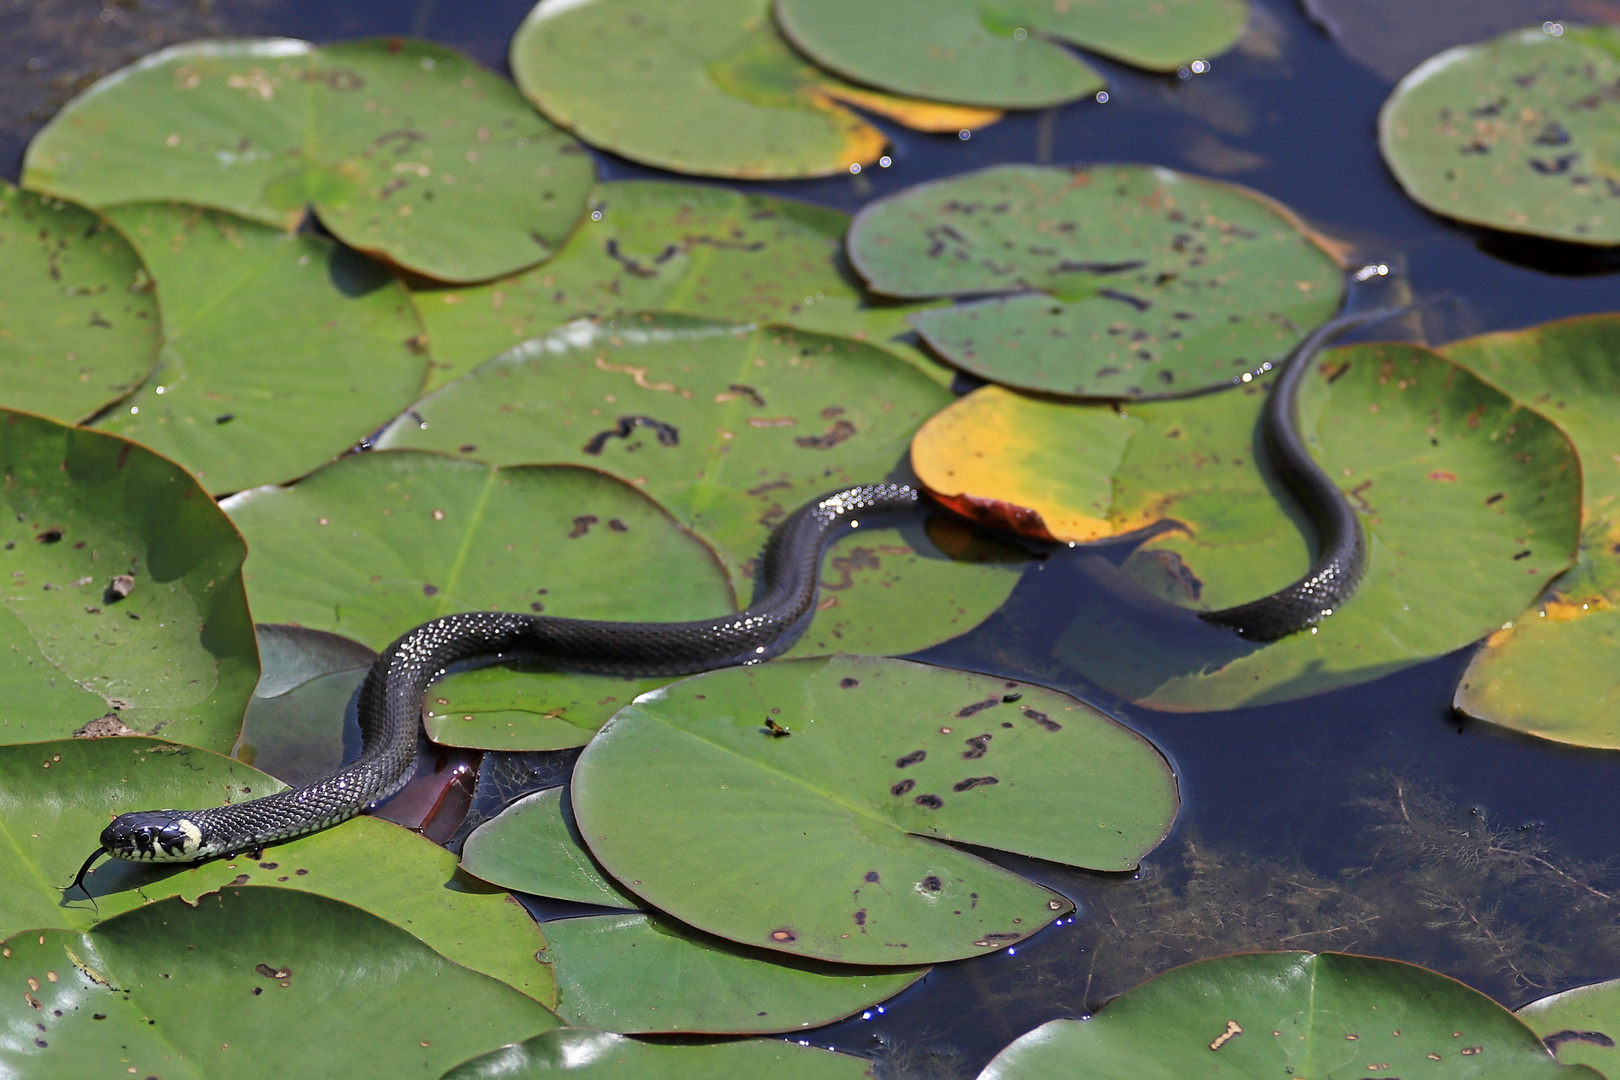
[1519,977,1620,1074]
[0,408,256,750]
[1052,342,1580,710]
[223,451,736,655]
[463,786,641,908]
[1444,315,1620,747]
[980,952,1597,1080]
[776,0,1247,108]
[1379,25,1620,247]
[412,180,950,391]
[444,1029,873,1080]
[91,202,427,495]
[379,315,1023,656]
[510,0,997,180]
[23,38,594,282]
[573,655,1175,964]
[0,736,555,1004]
[0,184,157,422]
[847,165,1345,399]
[237,624,375,786]
[543,912,926,1034]
[910,385,1142,542]
[0,888,559,1080]
[426,666,666,752]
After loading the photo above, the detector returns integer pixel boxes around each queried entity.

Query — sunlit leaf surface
[0,888,560,1079]
[23,38,594,282]
[1379,24,1620,246]
[462,786,641,908]
[847,164,1345,398]
[981,952,1598,1079]
[573,655,1176,963]
[444,1028,874,1079]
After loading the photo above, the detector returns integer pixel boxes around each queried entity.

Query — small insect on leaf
[763,718,791,738]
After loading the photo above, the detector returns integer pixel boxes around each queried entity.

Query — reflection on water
[4,0,1619,1076]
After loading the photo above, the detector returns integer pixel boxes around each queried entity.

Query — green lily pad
[1444,314,1620,748]
[776,0,1248,108]
[412,180,951,391]
[0,408,257,750]
[542,912,927,1034]
[426,666,666,752]
[0,888,559,1080]
[379,315,1022,656]
[1378,24,1620,247]
[2,736,555,1004]
[572,655,1176,964]
[0,183,158,422]
[90,202,427,495]
[22,38,595,282]
[910,384,1142,542]
[1052,341,1580,710]
[847,164,1346,399]
[509,0,998,180]
[443,1028,874,1080]
[236,624,375,785]
[462,786,640,908]
[1519,977,1620,1074]
[979,952,1598,1079]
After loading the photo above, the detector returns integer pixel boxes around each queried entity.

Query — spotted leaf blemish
[914,794,944,809]
[953,775,998,791]
[895,749,926,768]
[962,734,991,759]
[891,779,915,796]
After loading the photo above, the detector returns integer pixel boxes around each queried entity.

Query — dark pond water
[5,1,1619,1076]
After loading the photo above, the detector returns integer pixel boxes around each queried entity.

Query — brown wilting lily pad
[847,164,1346,399]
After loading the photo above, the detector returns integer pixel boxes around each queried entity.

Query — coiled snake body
[73,297,1390,884]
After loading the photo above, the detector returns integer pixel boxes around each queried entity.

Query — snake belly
[90,483,920,866]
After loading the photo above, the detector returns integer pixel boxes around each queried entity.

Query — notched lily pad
[444,1028,874,1079]
[92,201,427,495]
[847,164,1345,398]
[509,0,997,180]
[1444,315,1620,748]
[776,0,1248,109]
[236,623,375,785]
[572,655,1176,964]
[981,952,1599,1079]
[0,183,158,423]
[1379,24,1620,246]
[462,786,641,908]
[0,888,559,1080]
[23,37,595,282]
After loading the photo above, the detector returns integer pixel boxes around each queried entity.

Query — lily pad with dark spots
[0,888,560,1080]
[1378,24,1620,246]
[22,38,595,282]
[775,0,1248,108]
[1519,976,1620,1074]
[847,165,1345,399]
[509,0,998,180]
[0,183,158,423]
[980,952,1598,1079]
[572,655,1175,964]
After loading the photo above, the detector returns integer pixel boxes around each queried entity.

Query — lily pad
[910,385,1142,542]
[462,786,640,908]
[236,624,375,785]
[2,736,555,1004]
[776,0,1248,108]
[412,180,950,391]
[542,912,927,1034]
[0,408,257,750]
[444,1029,874,1080]
[426,666,666,752]
[1444,315,1620,748]
[223,451,736,653]
[22,38,595,282]
[0,888,560,1080]
[979,952,1598,1079]
[1378,24,1620,247]
[509,0,998,179]
[0,183,158,422]
[572,655,1176,964]
[1052,341,1580,710]
[1519,977,1620,1074]
[847,165,1345,399]
[91,201,427,495]
[378,315,1023,656]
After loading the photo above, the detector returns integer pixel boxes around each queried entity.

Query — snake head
[101,810,205,862]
